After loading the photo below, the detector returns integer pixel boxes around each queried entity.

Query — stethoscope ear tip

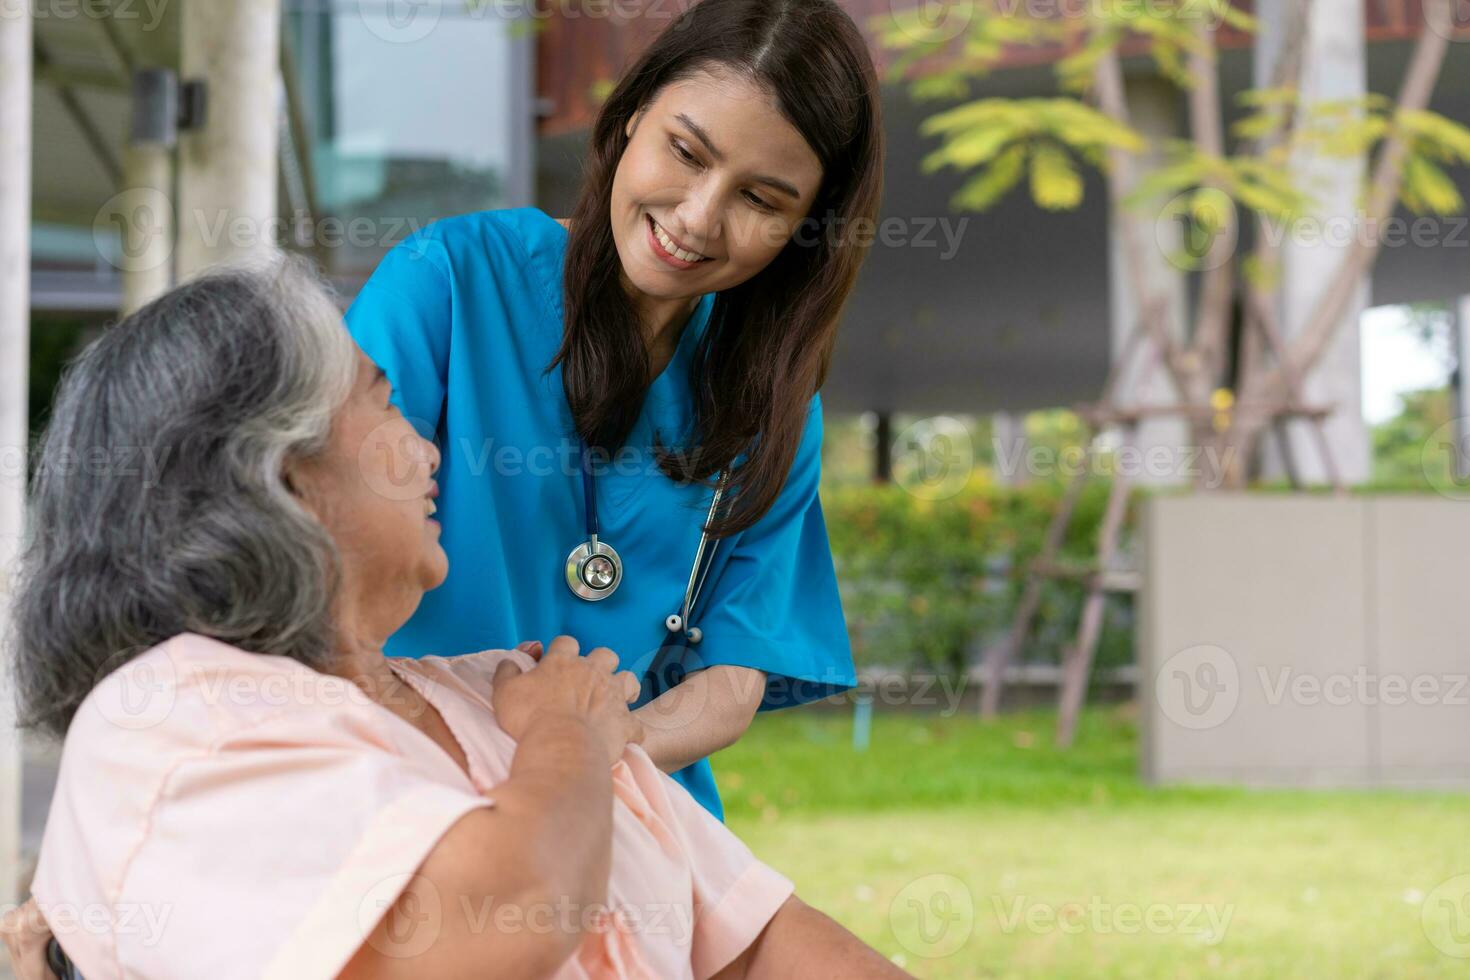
[665,613,684,633]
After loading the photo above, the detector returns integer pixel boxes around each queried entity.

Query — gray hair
[8,252,359,739]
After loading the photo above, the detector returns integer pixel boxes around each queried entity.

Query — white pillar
[0,0,33,907]
[120,144,174,314]
[991,411,1030,486]
[1257,0,1372,484]
[176,0,282,278]
[1107,77,1191,486]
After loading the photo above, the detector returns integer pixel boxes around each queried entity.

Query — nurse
[345,0,884,819]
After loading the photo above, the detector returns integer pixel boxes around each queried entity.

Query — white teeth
[652,218,706,263]
[427,500,437,516]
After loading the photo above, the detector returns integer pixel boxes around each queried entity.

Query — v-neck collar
[383,658,497,795]
[535,208,715,511]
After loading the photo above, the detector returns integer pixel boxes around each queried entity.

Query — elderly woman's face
[288,346,447,613]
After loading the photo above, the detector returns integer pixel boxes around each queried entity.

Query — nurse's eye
[744,190,774,213]
[670,137,700,167]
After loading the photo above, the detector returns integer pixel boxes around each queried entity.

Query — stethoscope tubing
[572,439,726,641]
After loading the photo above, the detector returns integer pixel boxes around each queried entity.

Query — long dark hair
[551,0,884,537]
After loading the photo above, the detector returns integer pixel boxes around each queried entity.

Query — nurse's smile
[646,213,712,269]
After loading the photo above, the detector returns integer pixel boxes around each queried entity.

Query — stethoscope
[565,441,728,645]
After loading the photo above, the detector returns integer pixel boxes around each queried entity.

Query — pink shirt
[31,633,794,979]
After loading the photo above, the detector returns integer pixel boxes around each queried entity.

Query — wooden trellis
[978,300,1345,747]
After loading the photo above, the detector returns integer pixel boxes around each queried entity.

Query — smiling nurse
[344,0,884,819]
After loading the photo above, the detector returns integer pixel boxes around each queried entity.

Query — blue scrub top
[344,207,856,820]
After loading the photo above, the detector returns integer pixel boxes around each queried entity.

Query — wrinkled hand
[492,635,644,766]
[1,898,58,980]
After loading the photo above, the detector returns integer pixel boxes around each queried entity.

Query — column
[0,0,33,906]
[1256,0,1372,484]
[1107,76,1191,487]
[176,0,282,278]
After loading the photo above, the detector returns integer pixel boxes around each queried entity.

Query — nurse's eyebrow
[675,112,802,200]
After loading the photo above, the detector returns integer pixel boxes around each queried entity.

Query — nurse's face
[287,346,447,621]
[610,67,825,302]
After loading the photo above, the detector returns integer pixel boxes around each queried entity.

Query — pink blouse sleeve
[616,750,797,979]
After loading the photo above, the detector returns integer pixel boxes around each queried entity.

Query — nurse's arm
[635,665,766,773]
[712,895,913,979]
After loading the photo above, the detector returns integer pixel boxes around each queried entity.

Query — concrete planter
[1139,493,1470,790]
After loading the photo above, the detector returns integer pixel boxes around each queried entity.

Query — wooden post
[0,0,33,907]
[176,0,281,278]
[1455,296,1470,481]
[873,412,893,484]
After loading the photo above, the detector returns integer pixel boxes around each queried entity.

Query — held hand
[0,898,59,980]
[491,635,644,766]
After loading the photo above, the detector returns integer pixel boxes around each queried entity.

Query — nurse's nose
[675,192,721,253]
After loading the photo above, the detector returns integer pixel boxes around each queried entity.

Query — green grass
[712,706,1470,978]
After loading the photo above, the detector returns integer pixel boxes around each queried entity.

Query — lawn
[712,706,1470,979]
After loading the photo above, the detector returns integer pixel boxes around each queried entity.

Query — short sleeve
[36,701,495,980]
[620,750,796,979]
[690,394,858,710]
[344,232,454,441]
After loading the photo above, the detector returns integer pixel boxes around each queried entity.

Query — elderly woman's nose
[420,434,442,477]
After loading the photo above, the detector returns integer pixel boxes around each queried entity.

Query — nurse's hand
[492,635,644,766]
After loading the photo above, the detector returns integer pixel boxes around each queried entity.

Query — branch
[1237,0,1309,406]
[1184,17,1234,396]
[1091,43,1192,404]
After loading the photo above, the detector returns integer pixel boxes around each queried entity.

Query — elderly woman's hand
[492,635,644,766]
[1,898,59,980]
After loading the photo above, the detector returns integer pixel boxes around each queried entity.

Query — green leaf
[926,126,1018,172]
[1402,155,1464,216]
[952,145,1028,212]
[911,71,973,102]
[1030,143,1084,211]
[1399,109,1470,164]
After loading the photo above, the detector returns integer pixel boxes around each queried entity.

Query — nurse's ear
[624,104,649,141]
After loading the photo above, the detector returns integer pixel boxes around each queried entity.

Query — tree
[878,0,1469,488]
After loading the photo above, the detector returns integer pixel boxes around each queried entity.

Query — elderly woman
[0,256,907,980]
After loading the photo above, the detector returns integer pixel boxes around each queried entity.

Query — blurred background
[4,0,1470,975]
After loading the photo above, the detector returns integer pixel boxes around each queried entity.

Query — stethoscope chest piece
[566,538,623,601]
